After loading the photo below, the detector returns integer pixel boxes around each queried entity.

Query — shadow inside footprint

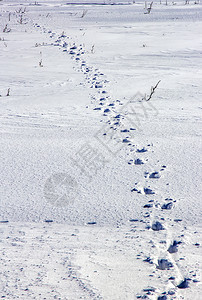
[167,240,180,253]
[149,172,160,179]
[144,188,155,195]
[177,278,189,289]
[152,221,164,231]
[161,202,173,210]
[136,147,147,153]
[157,259,173,270]
[134,159,144,165]
[157,296,167,300]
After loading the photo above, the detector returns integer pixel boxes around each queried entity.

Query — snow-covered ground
[0,0,201,299]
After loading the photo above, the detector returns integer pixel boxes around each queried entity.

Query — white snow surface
[0,0,201,299]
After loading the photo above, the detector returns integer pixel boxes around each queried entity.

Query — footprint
[131,185,155,195]
[157,296,167,300]
[152,221,164,231]
[161,202,173,210]
[177,278,189,289]
[149,171,160,179]
[136,147,147,153]
[167,240,181,253]
[143,204,153,208]
[134,158,144,165]
[122,138,130,143]
[144,187,155,195]
[156,259,173,270]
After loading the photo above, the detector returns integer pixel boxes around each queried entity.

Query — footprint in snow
[177,278,189,289]
[128,158,145,165]
[167,240,181,253]
[151,221,164,231]
[149,171,161,179]
[161,202,173,210]
[157,259,173,270]
[144,187,155,195]
[136,147,147,153]
[157,296,167,300]
[135,158,144,165]
[131,185,155,195]
[87,222,97,225]
[122,138,130,143]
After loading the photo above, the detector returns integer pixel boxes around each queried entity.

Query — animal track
[32,23,194,300]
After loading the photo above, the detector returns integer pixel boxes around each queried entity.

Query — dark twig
[81,9,88,18]
[144,1,153,14]
[146,80,161,101]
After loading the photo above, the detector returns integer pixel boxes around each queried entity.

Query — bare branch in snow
[81,10,88,18]
[146,80,161,101]
[144,1,153,14]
